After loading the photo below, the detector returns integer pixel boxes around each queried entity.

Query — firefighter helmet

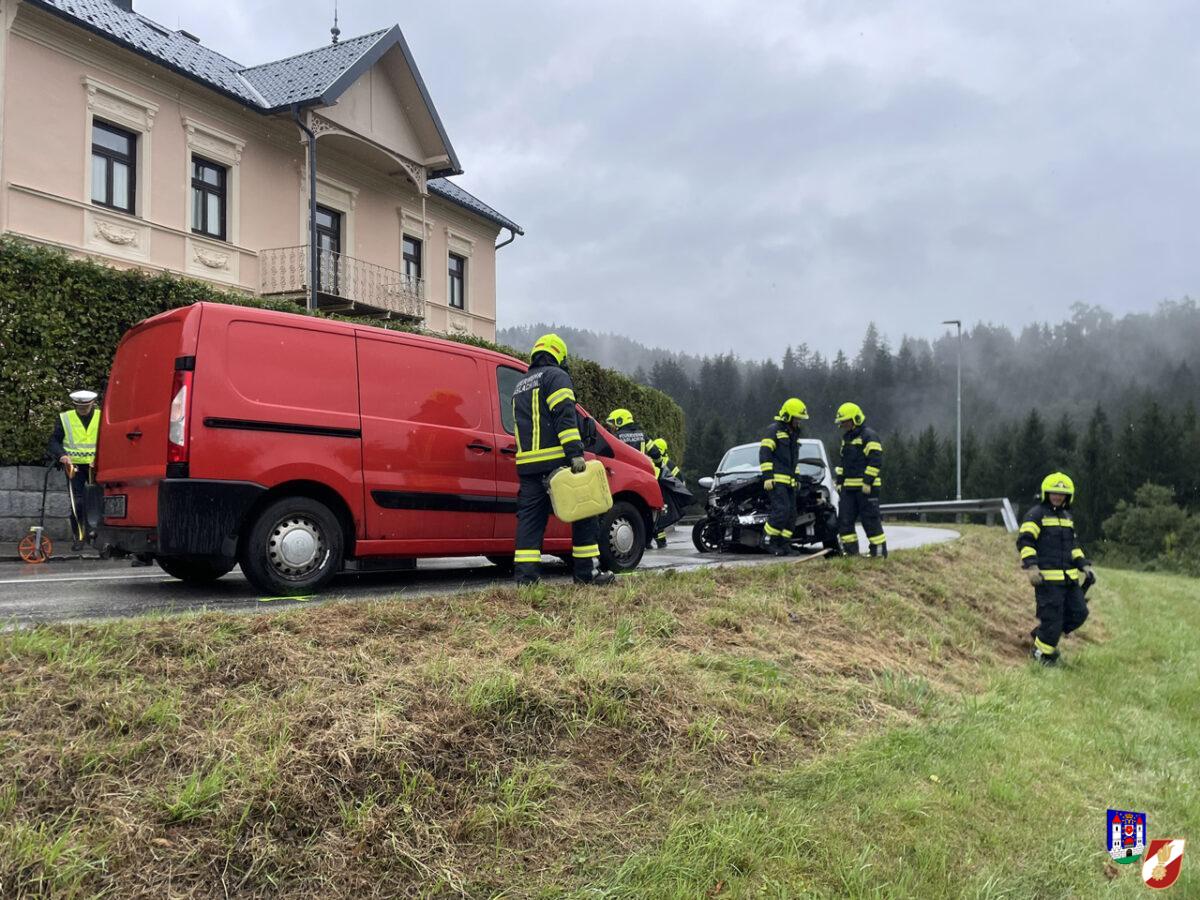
[606,408,634,428]
[531,333,568,365]
[776,398,809,422]
[652,437,669,454]
[1040,471,1076,505]
[835,402,865,426]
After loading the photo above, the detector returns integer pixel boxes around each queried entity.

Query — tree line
[614,300,1199,545]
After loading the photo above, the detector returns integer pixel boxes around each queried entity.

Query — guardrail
[879,498,1019,532]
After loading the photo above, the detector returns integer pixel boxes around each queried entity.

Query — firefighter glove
[570,456,587,474]
[763,479,775,492]
[1026,568,1043,586]
[862,483,872,496]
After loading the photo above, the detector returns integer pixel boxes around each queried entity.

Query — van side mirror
[698,476,714,490]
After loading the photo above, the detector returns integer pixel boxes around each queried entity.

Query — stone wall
[0,466,74,542]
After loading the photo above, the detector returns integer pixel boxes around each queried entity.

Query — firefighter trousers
[1033,580,1089,648]
[764,484,795,542]
[837,488,885,553]
[514,473,600,584]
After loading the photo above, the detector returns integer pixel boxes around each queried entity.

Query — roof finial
[330,0,340,44]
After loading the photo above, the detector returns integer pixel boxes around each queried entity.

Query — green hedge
[0,237,683,464]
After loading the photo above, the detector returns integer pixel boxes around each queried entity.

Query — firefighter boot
[769,536,791,556]
[1031,635,1060,666]
[869,541,888,558]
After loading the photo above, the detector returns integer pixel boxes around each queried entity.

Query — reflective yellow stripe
[1019,521,1041,537]
[572,544,600,559]
[516,447,566,465]
[781,529,794,538]
[840,533,858,542]
[864,441,882,454]
[547,387,575,409]
[761,438,777,450]
[868,533,887,544]
[773,474,795,485]
[776,431,788,439]
[1039,568,1080,582]
[850,438,863,445]
[834,466,843,476]
[514,549,542,562]
[1020,546,1037,559]
[1034,636,1057,655]
[557,428,581,445]
[513,398,522,453]
[531,387,541,451]
[1071,548,1085,559]
[764,524,782,536]
[864,466,880,477]
[760,462,774,471]
[843,478,865,487]
[1041,517,1073,528]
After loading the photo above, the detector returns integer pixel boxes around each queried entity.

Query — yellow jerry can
[548,459,613,523]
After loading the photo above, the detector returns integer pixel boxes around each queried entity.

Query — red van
[95,303,664,595]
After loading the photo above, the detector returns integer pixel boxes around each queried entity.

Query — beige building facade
[0,0,521,340]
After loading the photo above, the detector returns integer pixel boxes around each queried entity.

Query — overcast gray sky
[142,0,1200,359]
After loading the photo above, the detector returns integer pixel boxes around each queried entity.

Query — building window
[448,252,466,309]
[403,234,422,285]
[91,120,136,213]
[315,205,342,295]
[191,156,227,240]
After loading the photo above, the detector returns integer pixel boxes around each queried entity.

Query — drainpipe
[495,226,518,251]
[292,104,318,313]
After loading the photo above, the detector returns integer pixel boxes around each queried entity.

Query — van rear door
[97,308,193,527]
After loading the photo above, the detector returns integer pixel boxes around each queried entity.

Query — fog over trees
[503,299,1200,540]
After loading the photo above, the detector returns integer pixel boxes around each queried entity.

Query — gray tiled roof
[429,179,524,235]
[239,30,388,108]
[26,0,520,233]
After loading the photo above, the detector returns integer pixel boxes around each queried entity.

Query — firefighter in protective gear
[650,437,683,548]
[1016,472,1094,665]
[512,335,614,586]
[47,389,99,550]
[834,402,887,557]
[759,398,808,556]
[605,408,665,473]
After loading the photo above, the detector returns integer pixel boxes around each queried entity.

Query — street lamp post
[942,319,962,501]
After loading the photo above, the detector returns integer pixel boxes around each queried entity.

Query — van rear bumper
[97,479,264,560]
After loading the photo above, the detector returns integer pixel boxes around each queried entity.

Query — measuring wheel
[19,529,53,564]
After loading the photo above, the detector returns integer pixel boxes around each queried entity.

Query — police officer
[604,408,666,473]
[834,402,887,557]
[47,389,99,551]
[1016,472,1095,665]
[760,398,808,556]
[512,335,614,586]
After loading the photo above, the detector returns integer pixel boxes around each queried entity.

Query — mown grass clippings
[0,528,1056,896]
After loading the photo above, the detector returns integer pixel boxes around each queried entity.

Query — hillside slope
[1,530,1087,897]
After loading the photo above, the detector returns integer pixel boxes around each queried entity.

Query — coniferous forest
[503,300,1200,554]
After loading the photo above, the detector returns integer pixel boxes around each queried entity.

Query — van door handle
[126,429,142,440]
[466,442,493,453]
[500,445,518,456]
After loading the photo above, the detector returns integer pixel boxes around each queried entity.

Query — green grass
[581,567,1200,898]
[1,529,1189,897]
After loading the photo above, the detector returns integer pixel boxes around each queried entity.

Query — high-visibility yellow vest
[60,410,99,465]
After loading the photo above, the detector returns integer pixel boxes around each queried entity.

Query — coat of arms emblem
[1106,809,1147,864]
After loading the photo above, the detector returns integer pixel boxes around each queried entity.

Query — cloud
[139,0,1200,358]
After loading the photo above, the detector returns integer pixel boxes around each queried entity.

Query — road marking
[0,572,168,585]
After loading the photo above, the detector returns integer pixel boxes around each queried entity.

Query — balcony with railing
[259,245,425,321]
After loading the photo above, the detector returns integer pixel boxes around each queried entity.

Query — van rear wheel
[598,501,646,572]
[157,557,235,584]
[240,496,343,596]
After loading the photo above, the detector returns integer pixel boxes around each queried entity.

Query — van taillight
[167,370,192,463]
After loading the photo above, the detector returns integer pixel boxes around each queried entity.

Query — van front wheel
[598,501,646,572]
[241,496,343,596]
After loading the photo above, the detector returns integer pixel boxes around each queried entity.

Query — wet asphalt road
[0,525,958,627]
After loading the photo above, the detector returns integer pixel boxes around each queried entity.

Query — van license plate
[103,495,127,519]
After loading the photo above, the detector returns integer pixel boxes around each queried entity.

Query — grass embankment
[0,528,1185,898]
